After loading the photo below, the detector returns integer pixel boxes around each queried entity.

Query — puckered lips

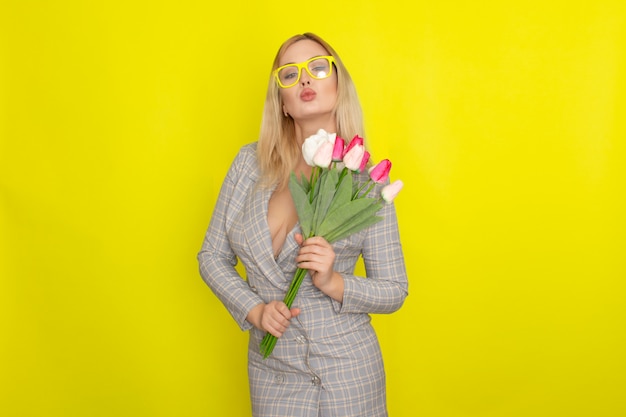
[300,88,316,102]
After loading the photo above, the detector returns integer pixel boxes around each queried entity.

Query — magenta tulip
[332,136,345,162]
[358,151,371,173]
[343,135,364,157]
[369,159,392,183]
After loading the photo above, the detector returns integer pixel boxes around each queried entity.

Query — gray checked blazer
[198,143,408,417]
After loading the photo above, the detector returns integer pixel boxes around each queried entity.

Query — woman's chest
[267,186,299,259]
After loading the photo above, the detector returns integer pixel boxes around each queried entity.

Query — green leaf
[309,169,321,204]
[313,170,353,237]
[330,169,352,208]
[325,214,384,243]
[300,172,311,193]
[289,172,313,236]
[316,197,382,238]
[322,199,384,242]
[311,168,339,233]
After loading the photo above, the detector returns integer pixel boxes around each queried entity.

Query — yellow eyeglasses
[274,56,336,88]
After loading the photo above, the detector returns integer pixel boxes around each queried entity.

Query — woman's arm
[332,199,408,314]
[197,147,265,331]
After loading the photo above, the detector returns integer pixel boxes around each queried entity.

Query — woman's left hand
[294,234,344,302]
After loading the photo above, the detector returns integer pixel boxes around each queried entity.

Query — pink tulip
[332,136,345,162]
[343,135,364,157]
[358,151,370,173]
[369,159,392,183]
[312,141,334,168]
[381,180,403,203]
[343,144,365,171]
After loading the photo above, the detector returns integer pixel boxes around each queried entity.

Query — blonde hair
[257,33,365,189]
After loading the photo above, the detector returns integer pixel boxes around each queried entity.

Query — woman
[197,33,408,416]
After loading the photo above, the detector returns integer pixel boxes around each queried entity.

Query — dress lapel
[243,183,291,291]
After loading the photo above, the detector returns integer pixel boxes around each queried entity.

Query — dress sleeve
[332,193,409,314]
[197,147,263,331]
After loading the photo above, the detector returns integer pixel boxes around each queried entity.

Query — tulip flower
[358,151,370,173]
[369,159,391,183]
[381,180,404,203]
[302,129,336,166]
[343,135,364,157]
[332,136,345,162]
[312,141,334,168]
[343,144,365,171]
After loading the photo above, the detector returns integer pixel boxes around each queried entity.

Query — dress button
[295,335,306,344]
[311,376,321,386]
[274,374,284,384]
[249,286,258,293]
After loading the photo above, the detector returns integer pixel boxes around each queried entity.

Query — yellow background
[1,1,625,416]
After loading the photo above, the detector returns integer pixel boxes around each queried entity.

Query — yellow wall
[1,1,624,416]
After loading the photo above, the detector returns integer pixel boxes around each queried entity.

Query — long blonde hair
[257,33,365,189]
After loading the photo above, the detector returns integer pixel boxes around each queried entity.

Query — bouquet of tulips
[260,129,403,359]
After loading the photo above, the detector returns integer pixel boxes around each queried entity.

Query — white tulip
[301,129,336,166]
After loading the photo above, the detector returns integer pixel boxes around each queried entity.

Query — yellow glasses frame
[274,55,336,88]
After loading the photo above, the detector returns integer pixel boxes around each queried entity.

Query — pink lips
[300,88,316,101]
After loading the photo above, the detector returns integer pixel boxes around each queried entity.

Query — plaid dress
[198,143,408,417]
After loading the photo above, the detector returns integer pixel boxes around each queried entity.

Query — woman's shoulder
[228,141,260,180]
[240,141,258,152]
[233,142,258,161]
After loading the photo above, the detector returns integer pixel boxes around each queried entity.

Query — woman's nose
[299,68,312,85]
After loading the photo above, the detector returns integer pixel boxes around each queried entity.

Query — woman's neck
[293,117,337,146]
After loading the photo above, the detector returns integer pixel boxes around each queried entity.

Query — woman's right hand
[247,302,301,338]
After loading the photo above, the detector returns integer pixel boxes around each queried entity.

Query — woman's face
[278,40,338,124]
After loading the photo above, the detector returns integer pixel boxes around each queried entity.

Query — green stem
[259,265,310,359]
[362,182,376,198]
[283,267,308,308]
[353,179,373,199]
[336,167,349,191]
[309,167,320,204]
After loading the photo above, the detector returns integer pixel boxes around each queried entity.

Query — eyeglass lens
[277,57,332,87]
